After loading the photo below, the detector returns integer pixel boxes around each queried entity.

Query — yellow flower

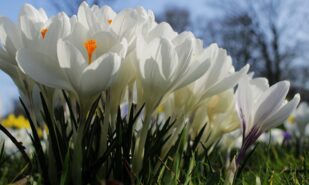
[1,114,30,129]
[156,104,164,113]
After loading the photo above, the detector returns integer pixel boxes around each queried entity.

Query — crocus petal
[65,22,89,57]
[175,38,193,74]
[57,39,86,91]
[159,38,178,79]
[19,4,47,40]
[0,17,22,56]
[175,58,210,90]
[80,53,121,96]
[254,81,290,126]
[203,65,249,98]
[236,76,253,132]
[43,13,71,55]
[92,31,121,55]
[111,8,139,40]
[110,39,128,58]
[141,58,170,103]
[261,94,300,131]
[203,44,229,88]
[147,22,177,41]
[77,2,93,29]
[16,48,72,90]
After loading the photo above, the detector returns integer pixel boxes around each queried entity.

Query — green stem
[71,99,87,185]
[132,108,152,174]
[99,91,111,157]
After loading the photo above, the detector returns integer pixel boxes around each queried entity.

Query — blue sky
[0,0,208,116]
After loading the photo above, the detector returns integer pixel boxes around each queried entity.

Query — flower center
[41,28,48,39]
[84,39,97,64]
[107,19,113,25]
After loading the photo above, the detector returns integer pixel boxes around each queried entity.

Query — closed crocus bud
[236,75,300,166]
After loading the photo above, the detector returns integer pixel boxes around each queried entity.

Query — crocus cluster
[0,2,301,184]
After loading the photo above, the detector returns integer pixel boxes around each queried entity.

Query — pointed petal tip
[293,93,301,103]
[80,1,89,7]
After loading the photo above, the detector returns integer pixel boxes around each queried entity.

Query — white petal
[19,4,47,40]
[141,58,170,100]
[147,22,177,41]
[57,39,86,91]
[236,75,253,133]
[43,13,71,55]
[159,38,178,79]
[111,9,138,40]
[175,38,193,74]
[261,94,300,131]
[250,77,269,91]
[92,31,123,55]
[254,81,290,126]
[203,44,229,88]
[0,17,22,56]
[110,39,128,58]
[175,58,210,90]
[80,53,121,96]
[16,48,72,90]
[203,64,249,98]
[77,1,92,29]
[65,22,89,57]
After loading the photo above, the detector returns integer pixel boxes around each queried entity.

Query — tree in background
[200,0,309,85]
[157,6,191,33]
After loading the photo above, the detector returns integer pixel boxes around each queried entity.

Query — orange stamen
[84,40,97,64]
[107,19,113,25]
[41,28,48,39]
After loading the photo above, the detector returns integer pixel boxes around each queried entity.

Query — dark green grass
[1,142,307,184]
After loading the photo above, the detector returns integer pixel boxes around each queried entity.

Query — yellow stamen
[84,39,97,64]
[107,19,113,25]
[288,115,295,124]
[41,28,48,39]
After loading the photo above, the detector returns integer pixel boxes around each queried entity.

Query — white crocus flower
[173,43,249,115]
[19,4,49,44]
[235,75,300,165]
[132,32,211,173]
[16,5,73,109]
[77,2,155,48]
[17,21,126,112]
[77,2,156,120]
[136,34,210,112]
